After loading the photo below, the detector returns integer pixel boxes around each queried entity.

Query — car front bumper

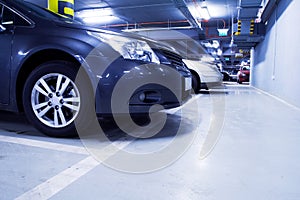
[238,74,250,82]
[91,58,192,115]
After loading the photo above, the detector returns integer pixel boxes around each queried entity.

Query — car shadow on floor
[0,111,43,136]
[198,89,229,95]
[97,113,197,142]
[0,111,198,141]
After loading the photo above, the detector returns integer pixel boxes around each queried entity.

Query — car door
[0,4,13,104]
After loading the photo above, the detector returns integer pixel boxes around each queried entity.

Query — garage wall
[251,0,300,108]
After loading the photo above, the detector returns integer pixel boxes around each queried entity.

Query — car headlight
[88,31,160,64]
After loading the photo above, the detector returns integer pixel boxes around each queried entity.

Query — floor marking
[252,86,300,111]
[2,95,203,199]
[15,156,99,200]
[0,134,134,199]
[0,135,89,155]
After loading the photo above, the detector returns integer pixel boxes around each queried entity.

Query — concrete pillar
[250,47,254,86]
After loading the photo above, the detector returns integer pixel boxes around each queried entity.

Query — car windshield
[19,1,81,24]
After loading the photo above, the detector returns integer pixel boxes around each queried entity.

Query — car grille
[160,49,184,66]
[160,49,189,73]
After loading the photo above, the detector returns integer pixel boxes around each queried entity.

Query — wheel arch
[189,69,202,92]
[189,69,200,80]
[16,49,81,112]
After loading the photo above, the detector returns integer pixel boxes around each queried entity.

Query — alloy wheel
[31,73,81,128]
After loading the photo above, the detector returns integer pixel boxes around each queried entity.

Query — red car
[237,65,250,84]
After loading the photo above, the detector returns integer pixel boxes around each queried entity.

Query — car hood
[199,54,215,65]
[183,59,220,73]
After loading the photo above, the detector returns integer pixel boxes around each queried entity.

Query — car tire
[237,79,242,84]
[222,72,230,81]
[192,73,200,93]
[23,61,94,137]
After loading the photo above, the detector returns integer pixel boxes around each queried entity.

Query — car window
[0,4,30,26]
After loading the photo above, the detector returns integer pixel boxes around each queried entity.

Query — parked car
[183,58,223,92]
[123,30,224,92]
[221,65,240,81]
[155,39,223,92]
[221,71,231,81]
[237,65,250,84]
[0,0,192,137]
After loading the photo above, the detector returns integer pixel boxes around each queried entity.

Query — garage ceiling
[74,0,240,28]
[26,0,268,64]
[28,0,262,27]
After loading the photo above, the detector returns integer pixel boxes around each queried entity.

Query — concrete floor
[1,84,300,200]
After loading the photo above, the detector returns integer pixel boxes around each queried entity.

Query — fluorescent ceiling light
[76,8,113,18]
[187,5,202,19]
[76,8,118,24]
[82,15,119,24]
[187,3,211,21]
[200,7,211,20]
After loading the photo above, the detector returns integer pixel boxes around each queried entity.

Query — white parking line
[0,135,89,155]
[0,134,134,199]
[252,86,300,111]
[15,156,99,200]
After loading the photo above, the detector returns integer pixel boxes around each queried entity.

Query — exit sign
[217,29,229,37]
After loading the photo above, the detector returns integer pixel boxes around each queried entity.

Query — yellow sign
[48,0,74,18]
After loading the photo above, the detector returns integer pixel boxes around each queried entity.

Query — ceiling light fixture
[82,15,119,24]
[200,6,211,20]
[200,1,211,20]
[187,5,201,19]
[76,8,113,18]
[188,1,211,21]
[76,8,117,24]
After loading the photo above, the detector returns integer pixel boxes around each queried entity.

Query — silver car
[183,57,223,91]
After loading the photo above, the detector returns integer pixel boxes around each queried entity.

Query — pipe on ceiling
[100,19,190,29]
